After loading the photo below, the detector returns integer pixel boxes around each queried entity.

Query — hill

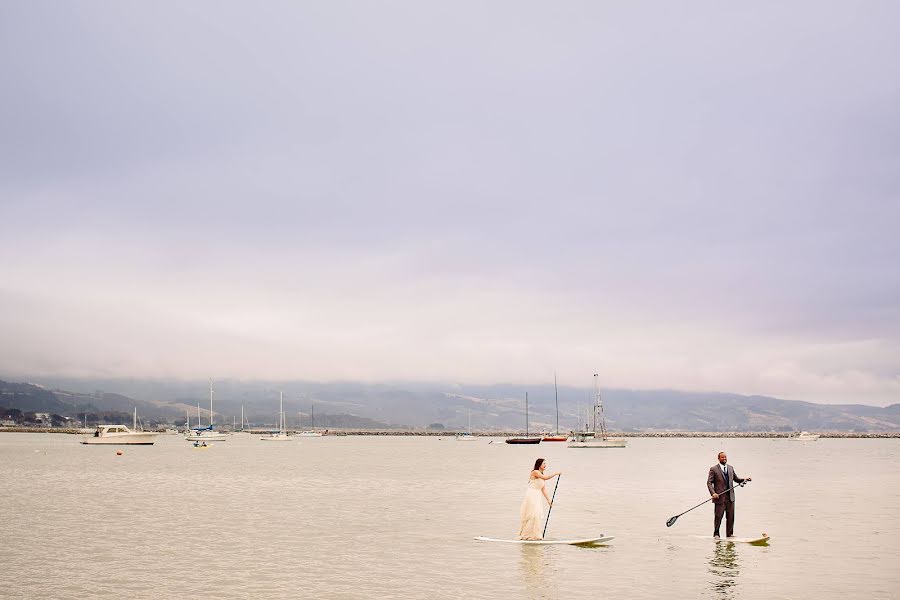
[2,377,898,432]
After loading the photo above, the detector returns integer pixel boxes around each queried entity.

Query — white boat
[261,392,292,441]
[81,408,159,445]
[297,404,323,437]
[568,374,626,448]
[789,431,820,441]
[186,379,228,442]
[456,409,477,441]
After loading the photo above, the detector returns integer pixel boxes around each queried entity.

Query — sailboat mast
[279,391,284,433]
[133,406,137,430]
[209,378,214,428]
[594,373,607,438]
[525,392,529,436]
[311,405,314,429]
[554,373,559,435]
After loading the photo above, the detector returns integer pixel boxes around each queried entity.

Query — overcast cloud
[1,1,898,405]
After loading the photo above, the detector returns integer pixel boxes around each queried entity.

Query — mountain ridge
[2,377,898,432]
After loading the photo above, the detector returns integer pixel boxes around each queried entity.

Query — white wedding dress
[518,476,545,540]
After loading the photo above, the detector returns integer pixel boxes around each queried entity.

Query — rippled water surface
[1,434,898,599]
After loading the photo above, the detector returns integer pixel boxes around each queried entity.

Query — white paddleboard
[474,535,614,546]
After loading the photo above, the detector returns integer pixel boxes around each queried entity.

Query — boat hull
[542,436,569,442]
[568,437,627,448]
[505,437,542,444]
[81,433,159,445]
[185,433,228,442]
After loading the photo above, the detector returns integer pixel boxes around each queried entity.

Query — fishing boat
[261,392,292,441]
[568,374,626,448]
[789,431,820,441]
[186,379,227,442]
[81,408,159,445]
[542,373,568,442]
[297,404,323,437]
[506,392,542,444]
[456,408,477,441]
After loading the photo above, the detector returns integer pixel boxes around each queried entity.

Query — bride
[518,458,561,540]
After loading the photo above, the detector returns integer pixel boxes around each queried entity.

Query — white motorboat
[261,392,293,441]
[82,408,159,445]
[568,374,627,449]
[789,431,820,441]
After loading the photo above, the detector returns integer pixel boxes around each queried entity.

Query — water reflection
[708,541,740,599]
[520,546,556,599]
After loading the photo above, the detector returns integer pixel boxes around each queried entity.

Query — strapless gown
[518,477,545,540]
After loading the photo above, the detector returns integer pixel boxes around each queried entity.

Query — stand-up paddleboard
[695,533,770,545]
[474,535,614,546]
[719,533,769,545]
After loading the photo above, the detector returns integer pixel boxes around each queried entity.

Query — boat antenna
[554,372,559,435]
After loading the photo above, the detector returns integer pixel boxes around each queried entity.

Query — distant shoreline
[1,427,898,438]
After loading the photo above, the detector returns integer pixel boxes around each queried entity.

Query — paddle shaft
[542,474,562,538]
[667,482,746,527]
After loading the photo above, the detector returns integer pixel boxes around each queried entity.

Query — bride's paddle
[666,481,746,527]
[542,474,562,538]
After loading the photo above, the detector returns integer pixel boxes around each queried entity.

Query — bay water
[1,433,898,599]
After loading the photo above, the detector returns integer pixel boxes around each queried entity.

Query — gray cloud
[1,1,898,405]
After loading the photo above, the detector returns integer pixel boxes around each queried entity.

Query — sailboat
[568,374,626,448]
[297,404,323,437]
[186,379,228,442]
[506,392,542,444]
[233,404,250,433]
[543,373,568,442]
[261,392,292,441]
[456,408,477,441]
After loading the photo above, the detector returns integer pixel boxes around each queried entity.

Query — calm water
[1,434,898,599]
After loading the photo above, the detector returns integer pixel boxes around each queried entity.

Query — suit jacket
[707,464,745,504]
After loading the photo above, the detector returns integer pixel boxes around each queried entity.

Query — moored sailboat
[456,408,477,441]
[568,374,626,448]
[261,392,292,441]
[186,379,227,442]
[542,373,568,442]
[506,392,542,444]
[297,404,323,437]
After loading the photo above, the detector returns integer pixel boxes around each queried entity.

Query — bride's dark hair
[533,458,545,471]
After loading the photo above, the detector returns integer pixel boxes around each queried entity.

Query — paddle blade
[666,516,678,527]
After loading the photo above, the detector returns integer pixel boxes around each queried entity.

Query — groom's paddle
[542,474,562,538]
[666,481,747,527]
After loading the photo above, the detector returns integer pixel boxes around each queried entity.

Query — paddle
[666,481,747,527]
[542,474,562,538]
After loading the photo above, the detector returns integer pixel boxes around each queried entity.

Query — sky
[1,2,898,406]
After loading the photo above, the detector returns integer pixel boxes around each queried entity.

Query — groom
[707,451,751,539]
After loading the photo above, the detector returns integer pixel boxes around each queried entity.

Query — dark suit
[707,463,746,537]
